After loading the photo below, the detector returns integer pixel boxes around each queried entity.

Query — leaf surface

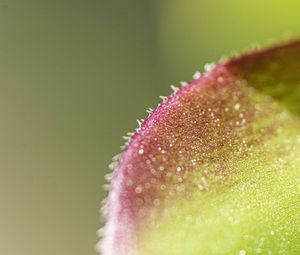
[100,40,300,255]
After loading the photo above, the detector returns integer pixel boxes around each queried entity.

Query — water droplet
[153,199,160,206]
[138,149,144,155]
[150,177,157,184]
[126,179,133,187]
[160,184,166,190]
[239,250,246,255]
[234,103,241,110]
[169,190,175,196]
[176,184,185,192]
[135,185,143,194]
[138,208,146,217]
[159,166,165,171]
[217,76,224,83]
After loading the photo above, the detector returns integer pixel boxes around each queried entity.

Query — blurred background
[0,1,300,254]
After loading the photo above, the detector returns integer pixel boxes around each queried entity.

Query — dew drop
[126,179,133,187]
[135,185,143,194]
[153,198,160,206]
[234,103,241,110]
[160,184,166,190]
[176,184,185,192]
[138,208,146,217]
[239,250,246,255]
[217,76,224,83]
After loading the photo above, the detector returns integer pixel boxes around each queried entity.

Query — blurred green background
[0,1,299,254]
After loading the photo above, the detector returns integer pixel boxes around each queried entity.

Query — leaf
[99,40,300,255]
